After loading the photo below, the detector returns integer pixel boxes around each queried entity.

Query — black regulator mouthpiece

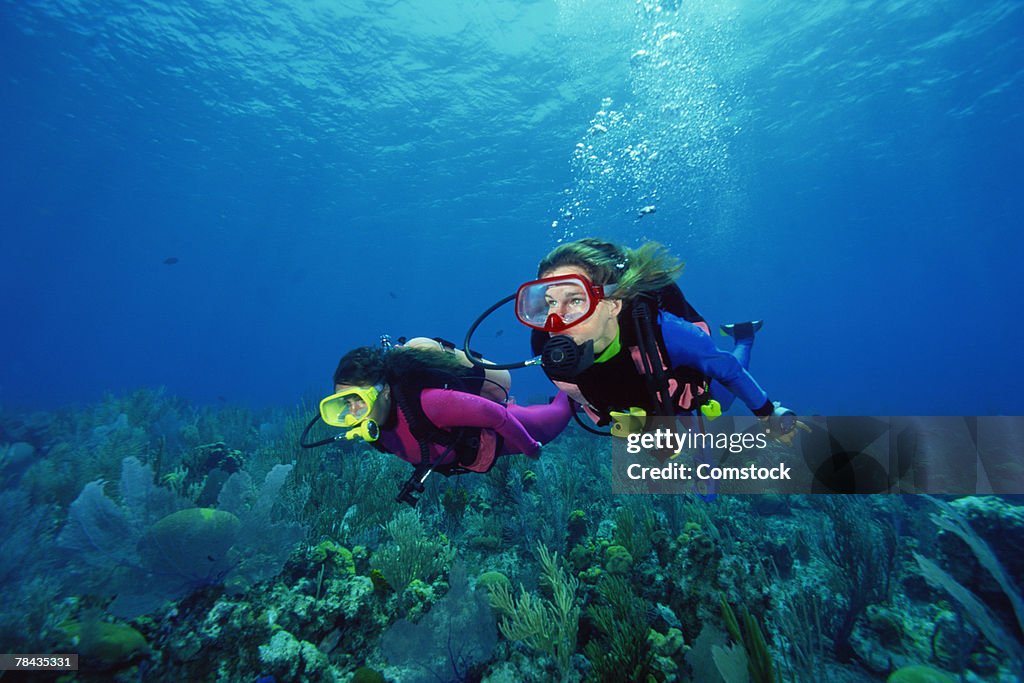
[541,336,595,382]
[462,293,596,379]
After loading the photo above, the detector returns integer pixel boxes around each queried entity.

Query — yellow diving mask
[319,384,384,442]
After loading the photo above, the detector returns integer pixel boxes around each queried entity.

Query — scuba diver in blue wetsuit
[463,238,799,437]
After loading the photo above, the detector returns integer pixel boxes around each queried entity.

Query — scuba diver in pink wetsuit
[301,336,572,506]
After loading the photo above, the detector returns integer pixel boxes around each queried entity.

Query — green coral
[369,569,391,593]
[613,506,656,561]
[334,547,356,574]
[569,543,591,571]
[311,540,356,574]
[406,579,435,604]
[649,627,685,680]
[488,543,580,677]
[584,575,657,683]
[374,509,453,591]
[719,596,779,683]
[139,508,240,583]
[351,667,385,683]
[311,540,336,564]
[677,520,717,565]
[605,545,634,575]
[61,618,148,666]
[887,665,958,683]
[568,509,589,548]
[477,571,512,593]
[650,627,683,656]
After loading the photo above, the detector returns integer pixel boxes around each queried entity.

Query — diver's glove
[769,402,797,435]
[755,400,797,435]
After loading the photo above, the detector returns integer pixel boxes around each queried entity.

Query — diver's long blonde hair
[537,238,683,301]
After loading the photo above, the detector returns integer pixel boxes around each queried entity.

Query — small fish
[495,329,504,337]
[163,257,179,265]
[388,291,397,299]
[637,205,656,218]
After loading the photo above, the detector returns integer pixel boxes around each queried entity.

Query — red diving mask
[514,274,618,333]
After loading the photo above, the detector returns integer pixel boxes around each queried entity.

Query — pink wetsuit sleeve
[420,389,541,457]
[506,392,572,444]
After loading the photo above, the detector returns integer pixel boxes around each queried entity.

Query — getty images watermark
[611,415,1024,495]
[623,426,791,482]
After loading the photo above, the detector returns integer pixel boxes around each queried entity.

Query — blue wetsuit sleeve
[659,311,769,412]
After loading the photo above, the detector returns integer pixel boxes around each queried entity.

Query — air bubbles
[555,0,738,241]
[657,31,681,46]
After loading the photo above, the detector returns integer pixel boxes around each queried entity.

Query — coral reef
[1,393,1021,683]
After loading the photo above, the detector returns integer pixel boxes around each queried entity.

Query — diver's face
[541,266,621,352]
[542,281,592,327]
[334,383,391,423]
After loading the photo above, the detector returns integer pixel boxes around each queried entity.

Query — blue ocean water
[3,0,1021,415]
[3,4,1024,682]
